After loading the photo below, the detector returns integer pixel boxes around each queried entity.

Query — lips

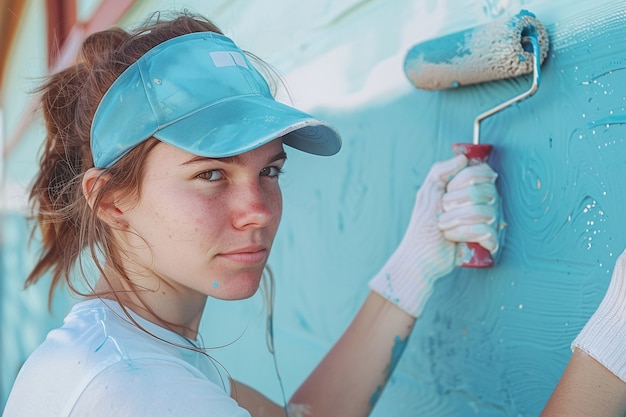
[218,246,268,265]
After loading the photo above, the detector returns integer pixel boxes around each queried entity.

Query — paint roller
[403,9,549,268]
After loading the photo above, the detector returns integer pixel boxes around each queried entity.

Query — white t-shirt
[2,298,251,417]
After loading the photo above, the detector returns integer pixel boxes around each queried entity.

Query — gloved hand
[572,249,626,382]
[369,154,501,318]
[440,162,503,262]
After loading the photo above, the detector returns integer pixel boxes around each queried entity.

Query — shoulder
[4,299,115,416]
[69,358,251,416]
[5,299,242,417]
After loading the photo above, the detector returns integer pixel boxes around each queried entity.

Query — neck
[93,267,208,340]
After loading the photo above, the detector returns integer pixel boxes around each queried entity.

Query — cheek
[185,196,227,235]
[270,188,283,226]
[142,189,219,238]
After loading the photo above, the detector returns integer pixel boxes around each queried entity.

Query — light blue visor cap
[91,32,342,168]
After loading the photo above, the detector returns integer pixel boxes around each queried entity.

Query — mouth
[218,246,268,266]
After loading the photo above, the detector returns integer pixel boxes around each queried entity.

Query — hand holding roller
[403,9,549,268]
[369,154,500,318]
[450,143,496,268]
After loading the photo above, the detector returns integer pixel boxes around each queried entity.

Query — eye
[260,166,283,178]
[197,170,224,181]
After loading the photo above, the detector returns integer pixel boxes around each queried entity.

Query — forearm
[289,291,416,417]
[231,380,285,417]
[541,348,626,417]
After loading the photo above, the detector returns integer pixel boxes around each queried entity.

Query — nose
[231,179,279,229]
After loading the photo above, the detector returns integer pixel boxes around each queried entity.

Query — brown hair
[26,11,225,306]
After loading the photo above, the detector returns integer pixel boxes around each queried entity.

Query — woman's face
[117,139,285,302]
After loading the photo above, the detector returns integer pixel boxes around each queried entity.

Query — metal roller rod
[472,35,542,145]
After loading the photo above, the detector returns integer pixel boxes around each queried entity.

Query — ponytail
[26,12,225,307]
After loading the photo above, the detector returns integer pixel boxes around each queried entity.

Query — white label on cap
[209,51,249,68]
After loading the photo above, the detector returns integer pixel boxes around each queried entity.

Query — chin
[212,272,264,301]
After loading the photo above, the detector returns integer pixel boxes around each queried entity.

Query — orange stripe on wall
[2,0,136,160]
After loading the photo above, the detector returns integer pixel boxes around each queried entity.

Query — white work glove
[440,161,502,258]
[572,249,626,382]
[369,154,501,318]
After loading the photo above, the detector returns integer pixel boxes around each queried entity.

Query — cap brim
[153,94,342,158]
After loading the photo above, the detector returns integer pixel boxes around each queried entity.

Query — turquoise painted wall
[3,0,626,415]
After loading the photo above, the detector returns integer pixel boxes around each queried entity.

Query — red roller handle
[451,143,494,268]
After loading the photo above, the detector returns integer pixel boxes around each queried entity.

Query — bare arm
[541,348,626,417]
[231,380,285,417]
[289,292,415,417]
[231,293,415,417]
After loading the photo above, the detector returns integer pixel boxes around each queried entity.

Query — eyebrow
[182,151,288,166]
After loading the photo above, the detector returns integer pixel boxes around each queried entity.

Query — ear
[82,168,128,229]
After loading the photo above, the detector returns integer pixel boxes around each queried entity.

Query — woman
[2,11,500,417]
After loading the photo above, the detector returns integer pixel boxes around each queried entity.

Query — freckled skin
[116,139,285,308]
